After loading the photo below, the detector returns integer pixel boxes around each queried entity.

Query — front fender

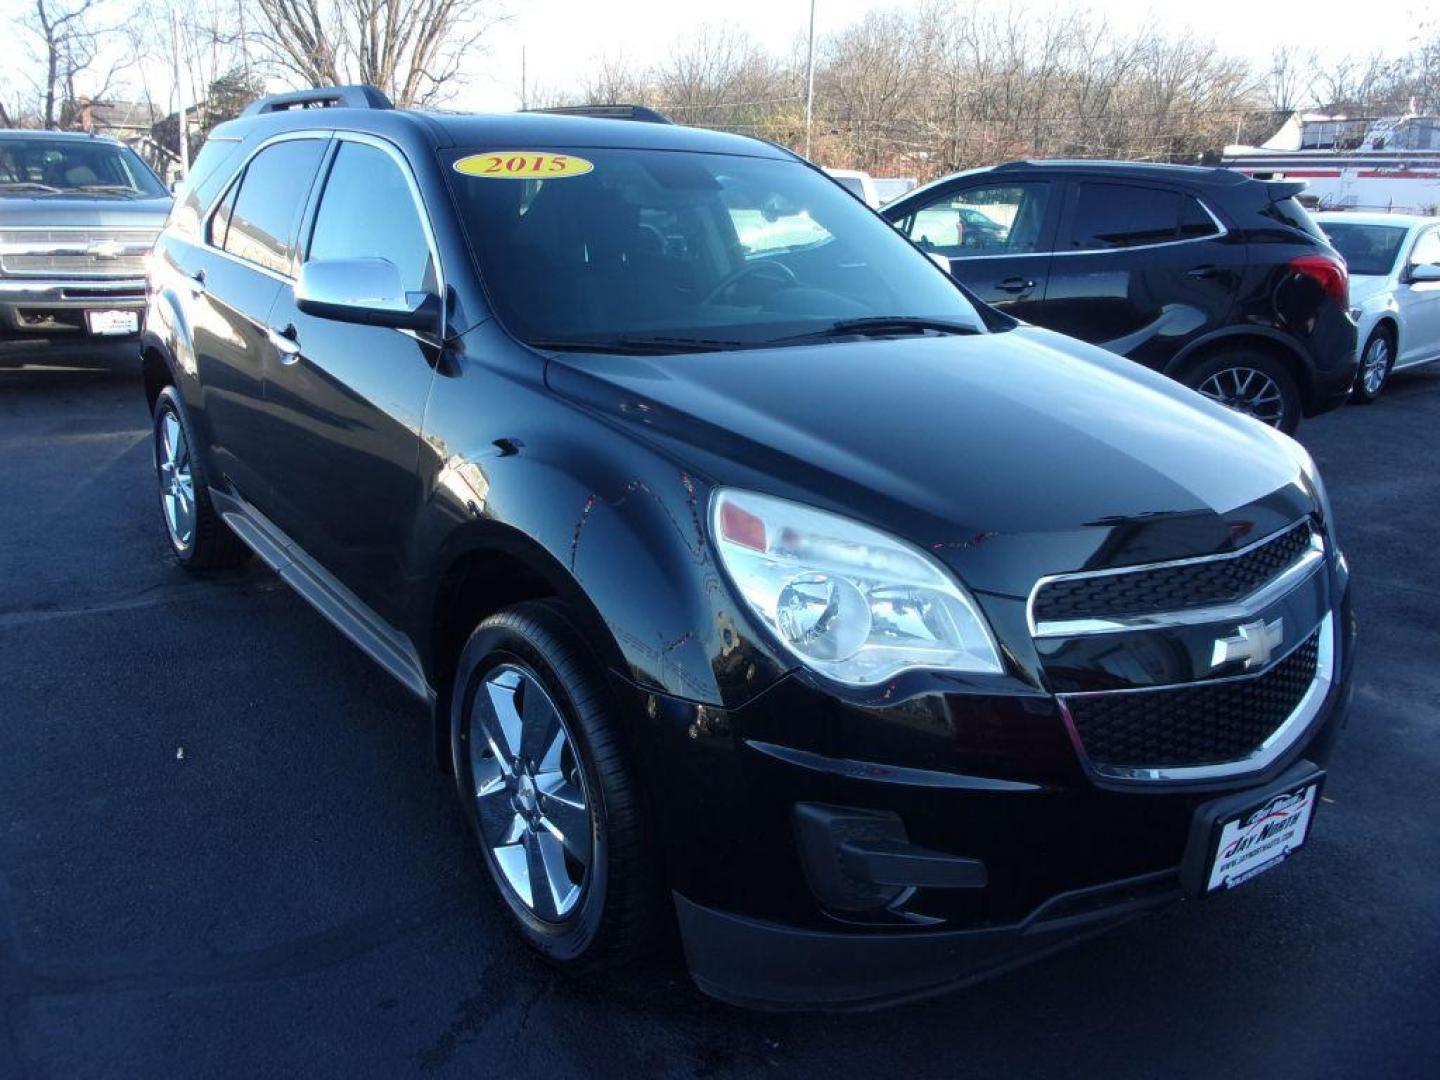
[410,321,790,710]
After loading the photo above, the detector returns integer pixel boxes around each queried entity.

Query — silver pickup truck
[1,129,171,366]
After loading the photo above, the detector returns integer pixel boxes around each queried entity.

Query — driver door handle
[185,269,206,297]
[266,323,302,362]
[994,276,1035,294]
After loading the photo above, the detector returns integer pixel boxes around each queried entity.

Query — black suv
[883,161,1358,433]
[140,88,1356,1009]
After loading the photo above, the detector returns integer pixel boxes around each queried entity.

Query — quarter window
[307,141,433,294]
[1070,183,1182,249]
[221,139,326,275]
[900,182,1051,256]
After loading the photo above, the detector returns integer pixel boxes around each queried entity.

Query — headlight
[711,488,1003,685]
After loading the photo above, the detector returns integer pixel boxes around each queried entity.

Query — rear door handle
[994,276,1036,294]
[266,323,302,362]
[1187,265,1220,279]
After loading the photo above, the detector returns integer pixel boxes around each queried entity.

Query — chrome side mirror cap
[295,257,440,332]
[1408,263,1440,284]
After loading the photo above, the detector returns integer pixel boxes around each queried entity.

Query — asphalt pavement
[1,361,1437,1079]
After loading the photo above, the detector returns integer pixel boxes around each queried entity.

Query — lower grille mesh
[1065,631,1320,770]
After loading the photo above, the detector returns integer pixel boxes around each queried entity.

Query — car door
[180,136,328,509]
[259,135,443,625]
[1040,180,1245,371]
[1396,225,1440,365]
[889,179,1058,319]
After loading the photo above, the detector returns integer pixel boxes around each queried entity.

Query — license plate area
[86,309,139,336]
[1181,764,1324,895]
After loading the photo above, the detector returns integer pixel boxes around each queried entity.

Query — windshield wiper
[774,316,984,344]
[75,184,143,196]
[0,181,63,194]
[528,335,749,355]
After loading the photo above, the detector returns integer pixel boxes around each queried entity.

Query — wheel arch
[1164,327,1316,412]
[422,521,630,774]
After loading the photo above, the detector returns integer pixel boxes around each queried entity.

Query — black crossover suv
[883,161,1358,433]
[140,87,1356,1010]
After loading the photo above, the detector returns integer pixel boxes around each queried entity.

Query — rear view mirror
[1409,263,1440,283]
[295,257,440,332]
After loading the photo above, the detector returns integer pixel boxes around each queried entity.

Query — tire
[151,385,251,570]
[451,600,660,970]
[1351,326,1395,404]
[1181,350,1303,434]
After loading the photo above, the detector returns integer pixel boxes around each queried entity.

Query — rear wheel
[1183,350,1303,434]
[151,386,250,570]
[452,601,660,969]
[1351,327,1394,403]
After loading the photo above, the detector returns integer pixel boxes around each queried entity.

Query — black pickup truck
[0,129,170,365]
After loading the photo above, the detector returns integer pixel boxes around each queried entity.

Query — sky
[0,0,1422,113]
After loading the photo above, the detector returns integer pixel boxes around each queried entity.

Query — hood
[544,326,1315,595]
[1347,274,1391,306]
[0,194,171,229]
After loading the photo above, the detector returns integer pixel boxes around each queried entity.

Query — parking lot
[0,360,1437,1079]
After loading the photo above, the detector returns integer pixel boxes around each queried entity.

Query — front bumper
[630,575,1356,1010]
[0,278,146,362]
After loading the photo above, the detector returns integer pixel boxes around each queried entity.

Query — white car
[823,169,916,209]
[1315,212,1440,401]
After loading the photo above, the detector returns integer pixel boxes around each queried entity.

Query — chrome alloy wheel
[1361,335,1391,395]
[156,409,196,549]
[1197,366,1286,427]
[469,664,593,920]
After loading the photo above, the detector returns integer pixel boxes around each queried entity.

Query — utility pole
[170,6,190,181]
[521,46,528,111]
[804,0,816,160]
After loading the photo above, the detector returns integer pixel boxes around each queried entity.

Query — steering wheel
[702,259,798,306]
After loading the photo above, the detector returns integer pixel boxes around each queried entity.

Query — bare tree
[249,0,507,107]
[24,0,128,129]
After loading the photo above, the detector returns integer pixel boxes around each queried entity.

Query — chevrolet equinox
[139,86,1356,1009]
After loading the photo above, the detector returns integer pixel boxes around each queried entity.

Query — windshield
[1319,222,1408,276]
[443,147,985,351]
[0,138,167,198]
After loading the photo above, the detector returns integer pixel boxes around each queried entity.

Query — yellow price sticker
[453,152,594,180]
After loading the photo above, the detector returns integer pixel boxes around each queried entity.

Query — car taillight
[1290,254,1348,308]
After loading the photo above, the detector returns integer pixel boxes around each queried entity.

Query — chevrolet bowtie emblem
[1211,617,1284,671]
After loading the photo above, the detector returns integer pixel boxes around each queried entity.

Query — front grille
[1033,520,1314,624]
[0,228,156,278]
[1065,631,1320,770]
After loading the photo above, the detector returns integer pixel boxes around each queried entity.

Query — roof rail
[524,104,672,125]
[242,85,394,117]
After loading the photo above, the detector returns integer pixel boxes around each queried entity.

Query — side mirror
[1408,263,1440,284]
[295,257,440,332]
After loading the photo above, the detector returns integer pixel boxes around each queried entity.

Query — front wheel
[451,601,660,970]
[1182,351,1303,434]
[1351,327,1394,403]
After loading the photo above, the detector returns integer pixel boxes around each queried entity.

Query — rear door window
[1070,183,1181,249]
[1179,196,1221,239]
[221,139,327,276]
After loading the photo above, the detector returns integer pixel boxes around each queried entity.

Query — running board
[211,490,433,703]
